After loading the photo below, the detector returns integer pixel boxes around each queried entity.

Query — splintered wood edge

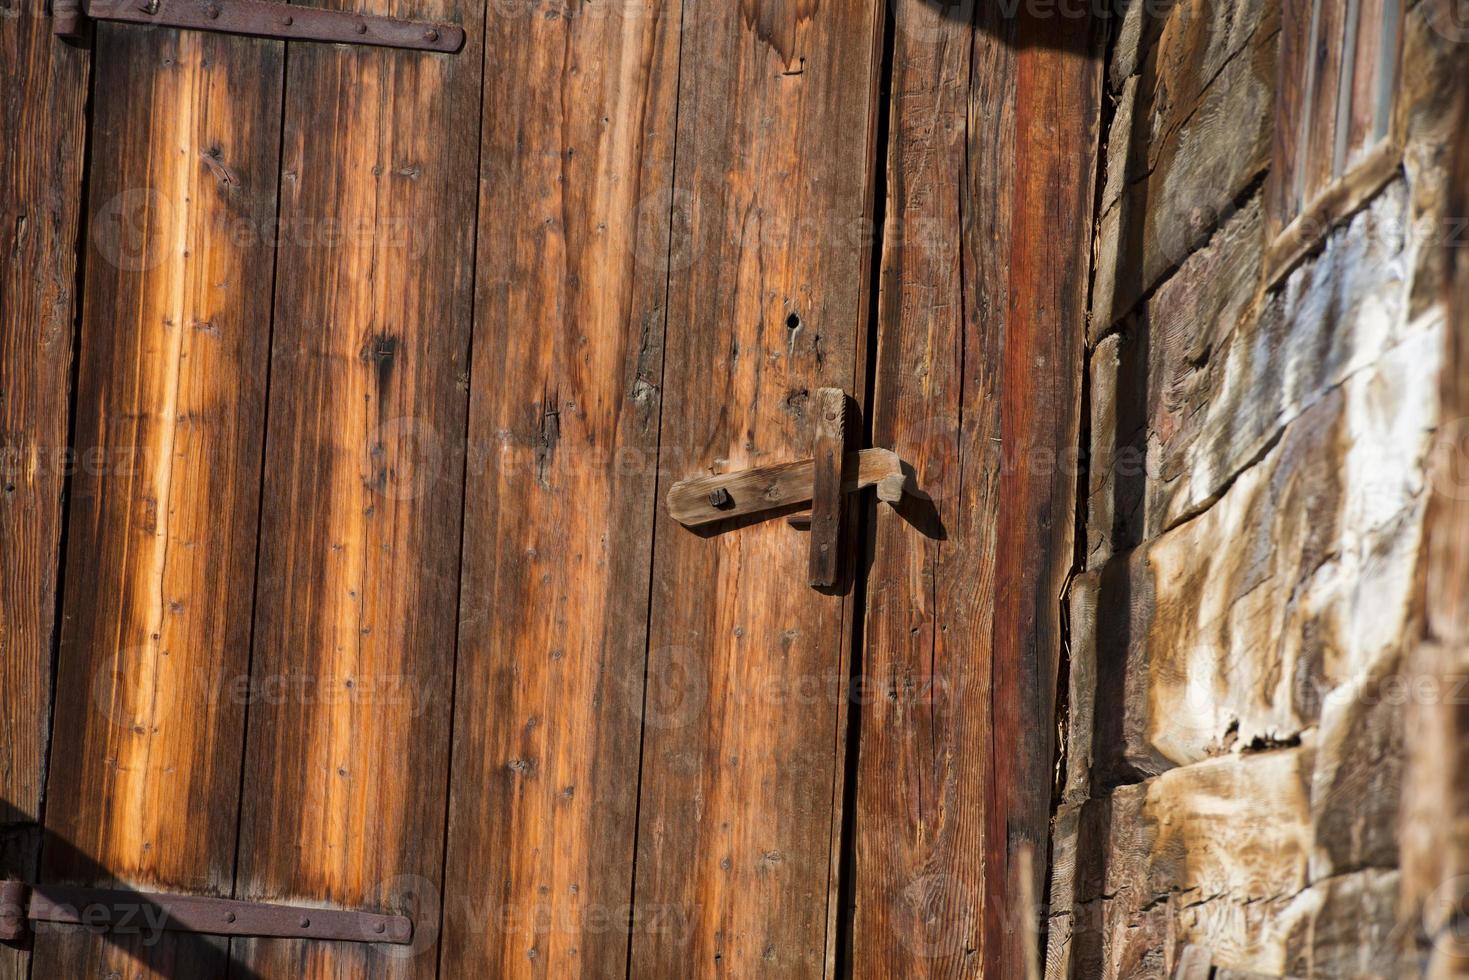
[667,448,905,527]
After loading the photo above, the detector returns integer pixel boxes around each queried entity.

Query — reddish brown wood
[435,1,681,976]
[1266,0,1317,235]
[33,21,282,980]
[629,1,885,975]
[0,3,89,974]
[1344,0,1387,168]
[852,0,1000,973]
[985,15,1102,980]
[0,0,88,826]
[83,0,464,51]
[1302,0,1348,199]
[667,449,904,528]
[228,0,482,973]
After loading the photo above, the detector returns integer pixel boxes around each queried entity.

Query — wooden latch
[666,388,909,590]
[0,879,411,945]
[53,0,465,53]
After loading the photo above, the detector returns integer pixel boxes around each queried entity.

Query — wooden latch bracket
[0,879,412,946]
[53,0,465,53]
[666,388,909,590]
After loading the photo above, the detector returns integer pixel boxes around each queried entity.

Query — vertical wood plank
[1302,0,1348,198]
[985,17,1102,980]
[1402,73,1469,980]
[1266,0,1316,236]
[852,0,997,973]
[0,0,89,975]
[1343,0,1377,167]
[0,1,88,825]
[32,22,282,980]
[436,0,681,976]
[808,387,845,589]
[229,0,483,975]
[629,1,885,975]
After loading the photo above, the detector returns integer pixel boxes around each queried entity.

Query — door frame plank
[628,1,888,975]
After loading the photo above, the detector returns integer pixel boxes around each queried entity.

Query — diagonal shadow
[1,812,260,979]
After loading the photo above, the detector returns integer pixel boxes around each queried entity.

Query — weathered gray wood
[1091,0,1281,333]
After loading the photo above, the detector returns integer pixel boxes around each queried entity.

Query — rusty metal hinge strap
[54,0,465,53]
[0,880,412,945]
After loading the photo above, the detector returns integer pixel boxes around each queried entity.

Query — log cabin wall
[1048,0,1469,976]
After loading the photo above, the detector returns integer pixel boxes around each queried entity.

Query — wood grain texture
[1090,0,1279,333]
[851,0,999,974]
[436,1,681,976]
[986,17,1102,980]
[1265,0,1315,235]
[0,0,88,826]
[229,1,482,975]
[668,449,903,528]
[856,8,1101,978]
[1402,74,1469,978]
[807,388,845,588]
[1344,0,1386,168]
[1302,0,1348,198]
[629,0,884,975]
[0,2,89,977]
[33,21,282,980]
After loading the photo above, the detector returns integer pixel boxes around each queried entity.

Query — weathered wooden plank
[1344,0,1387,169]
[435,1,681,975]
[851,0,995,973]
[667,448,903,528]
[807,388,845,588]
[1091,0,1279,333]
[1091,331,1434,774]
[1402,69,1469,979]
[985,17,1102,980]
[32,21,282,980]
[0,2,89,976]
[1096,749,1315,976]
[628,1,884,974]
[0,1,88,820]
[1265,0,1317,236]
[1301,0,1348,200]
[228,2,482,975]
[1143,181,1418,537]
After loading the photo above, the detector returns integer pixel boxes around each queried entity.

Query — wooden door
[1,0,1100,977]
